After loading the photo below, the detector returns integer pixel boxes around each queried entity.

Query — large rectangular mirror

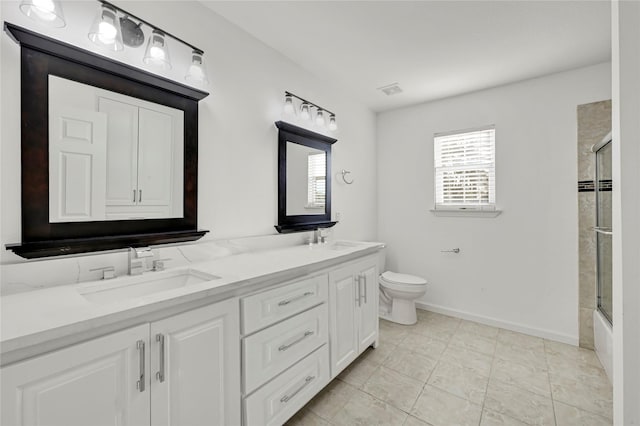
[276,121,337,233]
[49,76,184,222]
[4,23,208,258]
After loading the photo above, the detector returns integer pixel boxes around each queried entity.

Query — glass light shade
[143,30,172,70]
[283,94,295,115]
[185,51,208,84]
[20,0,66,28]
[88,5,123,51]
[328,114,338,131]
[315,109,325,127]
[300,103,311,120]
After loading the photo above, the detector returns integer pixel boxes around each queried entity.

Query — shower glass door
[595,140,612,325]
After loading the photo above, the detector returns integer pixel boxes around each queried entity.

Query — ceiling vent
[377,83,403,96]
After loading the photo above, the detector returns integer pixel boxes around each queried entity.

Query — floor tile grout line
[542,339,559,426]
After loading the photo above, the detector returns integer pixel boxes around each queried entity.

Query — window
[307,153,326,208]
[434,126,495,211]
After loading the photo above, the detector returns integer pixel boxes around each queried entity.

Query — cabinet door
[1,325,150,426]
[357,261,379,352]
[137,107,181,216]
[99,97,139,211]
[328,267,359,378]
[150,298,240,426]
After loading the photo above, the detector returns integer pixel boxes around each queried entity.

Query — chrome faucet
[129,247,154,275]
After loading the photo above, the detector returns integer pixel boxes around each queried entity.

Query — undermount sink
[78,269,220,304]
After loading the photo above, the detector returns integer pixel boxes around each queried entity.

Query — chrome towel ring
[341,169,354,185]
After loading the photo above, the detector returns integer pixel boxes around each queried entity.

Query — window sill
[429,209,502,218]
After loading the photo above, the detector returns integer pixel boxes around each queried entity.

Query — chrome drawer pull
[136,340,145,392]
[280,375,315,403]
[278,331,314,352]
[156,333,165,383]
[278,291,314,306]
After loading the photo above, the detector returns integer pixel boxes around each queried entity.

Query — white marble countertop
[1,240,384,365]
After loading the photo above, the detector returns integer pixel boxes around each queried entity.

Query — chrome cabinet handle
[156,333,165,383]
[278,331,314,352]
[280,375,315,403]
[136,340,146,392]
[362,273,368,304]
[278,291,314,306]
[133,189,136,203]
[138,189,142,203]
[355,275,361,307]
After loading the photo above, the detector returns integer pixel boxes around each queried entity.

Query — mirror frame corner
[275,121,337,234]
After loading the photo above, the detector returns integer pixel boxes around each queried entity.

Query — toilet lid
[380,271,427,286]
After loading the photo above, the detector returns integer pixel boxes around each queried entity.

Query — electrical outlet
[335,211,341,221]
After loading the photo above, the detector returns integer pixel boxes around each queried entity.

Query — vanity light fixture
[283,91,338,131]
[283,93,295,116]
[143,30,171,70]
[185,50,208,84]
[88,4,123,51]
[300,102,312,121]
[328,114,338,131]
[19,0,66,28]
[83,1,208,83]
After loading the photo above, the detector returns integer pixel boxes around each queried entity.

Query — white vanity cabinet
[0,324,151,426]
[149,298,240,426]
[0,298,240,426]
[329,254,379,377]
[241,274,330,426]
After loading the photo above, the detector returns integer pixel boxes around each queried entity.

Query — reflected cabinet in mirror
[4,23,209,258]
[275,121,337,233]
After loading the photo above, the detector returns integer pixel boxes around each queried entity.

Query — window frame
[432,125,501,216]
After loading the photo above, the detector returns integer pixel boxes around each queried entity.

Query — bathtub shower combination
[593,132,613,378]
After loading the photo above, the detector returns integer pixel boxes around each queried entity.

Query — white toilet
[378,271,428,325]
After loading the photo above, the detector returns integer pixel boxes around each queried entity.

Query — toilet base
[379,298,418,325]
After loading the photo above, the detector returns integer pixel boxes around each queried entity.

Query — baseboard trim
[415,301,578,346]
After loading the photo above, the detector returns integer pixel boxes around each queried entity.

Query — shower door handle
[594,227,613,235]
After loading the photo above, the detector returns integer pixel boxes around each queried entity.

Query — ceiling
[202,1,611,112]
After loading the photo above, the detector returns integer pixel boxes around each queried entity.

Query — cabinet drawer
[242,274,328,334]
[244,345,330,426]
[243,304,328,394]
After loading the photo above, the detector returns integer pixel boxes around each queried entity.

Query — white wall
[611,1,640,423]
[377,63,611,343]
[0,1,377,268]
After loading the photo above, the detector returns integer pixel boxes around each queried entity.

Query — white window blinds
[434,126,495,210]
[307,153,326,207]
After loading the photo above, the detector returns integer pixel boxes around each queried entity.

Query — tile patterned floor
[286,310,612,426]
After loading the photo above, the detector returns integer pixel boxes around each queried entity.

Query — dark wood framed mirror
[4,23,209,258]
[275,121,337,233]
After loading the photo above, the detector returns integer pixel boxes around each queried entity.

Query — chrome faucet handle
[90,266,116,280]
[152,258,171,272]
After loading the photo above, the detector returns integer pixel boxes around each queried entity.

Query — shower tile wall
[577,99,611,349]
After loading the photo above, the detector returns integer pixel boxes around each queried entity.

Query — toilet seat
[380,271,427,286]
